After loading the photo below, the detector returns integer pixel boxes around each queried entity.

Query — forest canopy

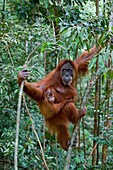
[0,0,113,169]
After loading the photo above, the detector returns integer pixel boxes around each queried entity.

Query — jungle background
[0,0,113,169]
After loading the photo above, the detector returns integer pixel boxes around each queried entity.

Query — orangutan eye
[68,69,72,73]
[62,69,67,73]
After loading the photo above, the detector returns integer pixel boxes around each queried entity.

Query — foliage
[0,0,113,169]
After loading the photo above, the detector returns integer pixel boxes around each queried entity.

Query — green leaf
[45,0,49,9]
[88,58,97,70]
[61,28,69,35]
[47,15,55,18]
[41,42,47,52]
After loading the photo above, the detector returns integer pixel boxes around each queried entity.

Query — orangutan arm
[17,68,43,102]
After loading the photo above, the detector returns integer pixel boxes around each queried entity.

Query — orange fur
[39,88,72,119]
[17,45,101,150]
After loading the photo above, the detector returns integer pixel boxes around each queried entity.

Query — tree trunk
[82,117,86,158]
[96,75,101,165]
[92,0,99,166]
[102,1,112,165]
[102,58,111,165]
[43,49,46,151]
[78,124,80,153]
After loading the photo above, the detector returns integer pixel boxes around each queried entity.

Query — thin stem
[14,81,24,170]
[23,95,49,170]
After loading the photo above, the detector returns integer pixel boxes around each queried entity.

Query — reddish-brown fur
[17,45,101,150]
[39,88,72,118]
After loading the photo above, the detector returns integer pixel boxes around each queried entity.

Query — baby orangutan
[46,88,56,103]
[39,88,72,119]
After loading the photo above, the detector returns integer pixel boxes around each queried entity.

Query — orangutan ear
[75,44,101,75]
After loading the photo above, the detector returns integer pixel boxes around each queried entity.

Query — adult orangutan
[17,44,101,150]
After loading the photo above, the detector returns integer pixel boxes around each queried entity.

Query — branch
[82,68,102,106]
[4,40,16,72]
[25,37,48,65]
[84,123,111,167]
[64,68,102,170]
[14,81,24,170]
[23,95,49,170]
[64,122,79,170]
[6,46,16,72]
